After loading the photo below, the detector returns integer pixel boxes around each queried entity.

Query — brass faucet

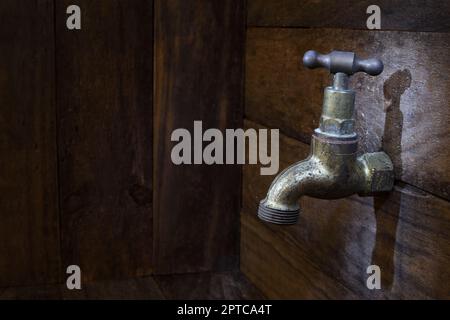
[258,50,394,225]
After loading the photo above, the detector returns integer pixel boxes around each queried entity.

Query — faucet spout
[258,132,361,225]
[258,132,394,225]
[258,157,321,224]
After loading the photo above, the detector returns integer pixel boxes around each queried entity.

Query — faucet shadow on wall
[371,69,411,290]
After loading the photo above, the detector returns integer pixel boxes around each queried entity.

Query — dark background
[0,0,449,299]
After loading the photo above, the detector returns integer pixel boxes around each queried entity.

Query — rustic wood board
[241,120,450,299]
[247,0,450,32]
[0,277,164,300]
[0,0,61,286]
[0,272,261,300]
[246,28,450,200]
[0,284,62,300]
[55,0,154,281]
[153,0,245,273]
[62,277,164,300]
[154,271,266,299]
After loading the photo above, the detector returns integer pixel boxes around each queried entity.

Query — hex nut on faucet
[358,152,394,195]
[258,50,394,225]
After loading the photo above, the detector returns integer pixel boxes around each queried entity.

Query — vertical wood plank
[153,0,245,273]
[55,0,154,281]
[0,0,60,286]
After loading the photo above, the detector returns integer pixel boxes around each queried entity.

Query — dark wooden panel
[154,271,265,299]
[55,0,154,281]
[0,284,61,300]
[246,28,450,200]
[153,1,245,273]
[247,0,450,32]
[0,273,260,299]
[62,277,164,300]
[0,0,60,286]
[241,120,450,299]
[0,277,164,299]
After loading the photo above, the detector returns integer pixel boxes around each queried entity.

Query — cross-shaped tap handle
[303,50,383,76]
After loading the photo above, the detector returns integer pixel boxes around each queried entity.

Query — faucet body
[258,56,394,225]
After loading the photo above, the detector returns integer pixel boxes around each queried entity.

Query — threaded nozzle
[257,201,299,225]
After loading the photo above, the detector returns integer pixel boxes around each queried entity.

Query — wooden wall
[153,0,245,274]
[0,0,60,287]
[0,0,155,286]
[0,0,154,287]
[55,0,154,282]
[241,1,450,299]
[0,0,245,290]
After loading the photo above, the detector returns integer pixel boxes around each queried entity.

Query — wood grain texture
[153,0,245,273]
[0,272,262,299]
[0,0,60,286]
[247,0,450,32]
[55,0,154,281]
[246,28,450,200]
[0,284,61,300]
[154,271,266,299]
[241,120,450,299]
[62,277,164,300]
[0,277,164,300]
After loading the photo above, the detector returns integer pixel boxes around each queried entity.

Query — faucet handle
[303,50,383,76]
